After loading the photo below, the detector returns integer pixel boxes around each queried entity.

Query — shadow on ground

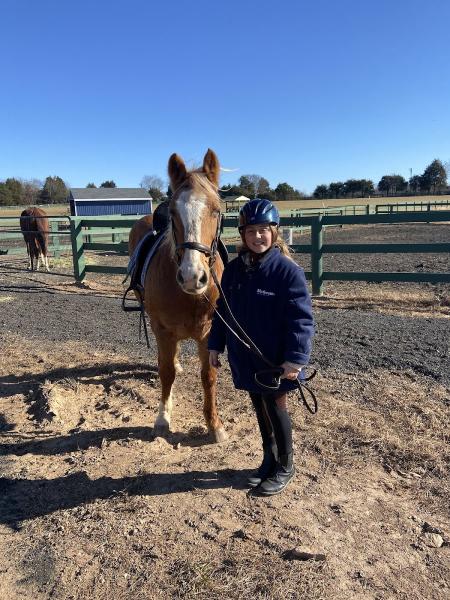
[0,466,252,529]
[0,362,158,400]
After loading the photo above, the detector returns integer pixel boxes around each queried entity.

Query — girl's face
[243,224,273,254]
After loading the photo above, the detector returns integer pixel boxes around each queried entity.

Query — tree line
[312,159,448,200]
[1,158,448,206]
[0,177,120,206]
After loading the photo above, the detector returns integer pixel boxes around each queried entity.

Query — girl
[208,198,314,496]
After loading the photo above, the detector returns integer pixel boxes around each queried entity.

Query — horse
[128,149,227,442]
[19,207,50,271]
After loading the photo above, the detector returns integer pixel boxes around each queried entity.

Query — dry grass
[0,204,70,217]
[314,284,450,318]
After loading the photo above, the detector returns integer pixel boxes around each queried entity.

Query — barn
[69,188,152,216]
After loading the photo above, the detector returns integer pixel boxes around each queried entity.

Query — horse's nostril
[176,270,184,285]
[199,272,208,286]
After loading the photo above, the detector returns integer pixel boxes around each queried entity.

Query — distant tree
[313,184,328,199]
[274,182,296,201]
[148,187,164,202]
[239,174,270,198]
[328,181,345,198]
[409,175,422,193]
[444,160,450,181]
[140,175,165,194]
[21,179,43,205]
[377,176,390,196]
[237,176,252,196]
[343,179,361,198]
[86,182,96,188]
[0,178,24,205]
[258,189,276,202]
[377,175,406,196]
[221,184,248,198]
[40,176,68,204]
[359,179,375,197]
[100,180,116,188]
[420,159,447,192]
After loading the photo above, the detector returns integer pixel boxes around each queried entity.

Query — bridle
[170,189,223,269]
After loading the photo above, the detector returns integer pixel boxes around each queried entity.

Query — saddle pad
[126,230,165,292]
[140,233,165,288]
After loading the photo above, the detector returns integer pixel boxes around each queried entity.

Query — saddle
[122,227,229,313]
[122,229,164,311]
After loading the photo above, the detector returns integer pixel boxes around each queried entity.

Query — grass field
[0,195,449,218]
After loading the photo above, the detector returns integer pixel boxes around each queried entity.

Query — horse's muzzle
[176,268,209,294]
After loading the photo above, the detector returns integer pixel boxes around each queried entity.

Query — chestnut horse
[129,149,227,442]
[20,207,50,271]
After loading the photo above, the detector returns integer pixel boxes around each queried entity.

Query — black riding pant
[249,392,293,456]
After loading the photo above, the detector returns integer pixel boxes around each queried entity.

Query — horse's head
[168,149,221,295]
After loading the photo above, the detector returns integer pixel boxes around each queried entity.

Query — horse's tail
[36,216,49,257]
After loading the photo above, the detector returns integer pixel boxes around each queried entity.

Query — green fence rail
[65,211,450,295]
[2,209,449,296]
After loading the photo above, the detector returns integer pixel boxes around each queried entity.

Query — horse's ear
[202,149,220,187]
[168,153,187,192]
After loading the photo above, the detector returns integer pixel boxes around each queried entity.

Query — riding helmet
[238,198,280,231]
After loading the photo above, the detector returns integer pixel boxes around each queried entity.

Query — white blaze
[176,191,207,283]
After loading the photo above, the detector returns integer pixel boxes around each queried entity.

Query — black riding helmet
[238,198,280,231]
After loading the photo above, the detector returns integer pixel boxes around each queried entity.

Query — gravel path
[1,224,448,386]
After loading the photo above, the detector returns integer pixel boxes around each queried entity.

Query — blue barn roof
[69,188,152,216]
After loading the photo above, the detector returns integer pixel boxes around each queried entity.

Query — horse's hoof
[210,427,228,443]
[153,422,170,437]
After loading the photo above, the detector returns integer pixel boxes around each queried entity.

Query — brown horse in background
[20,207,50,271]
[129,149,227,442]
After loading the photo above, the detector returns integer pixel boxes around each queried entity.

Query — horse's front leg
[197,339,227,443]
[153,327,178,437]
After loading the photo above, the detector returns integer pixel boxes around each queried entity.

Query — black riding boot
[248,393,277,488]
[247,438,278,488]
[256,452,295,496]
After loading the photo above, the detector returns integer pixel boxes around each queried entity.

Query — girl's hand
[209,350,222,368]
[280,361,303,380]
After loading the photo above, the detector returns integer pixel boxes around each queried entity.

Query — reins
[125,186,318,414]
[170,197,318,414]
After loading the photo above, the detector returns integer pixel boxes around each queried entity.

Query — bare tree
[21,179,43,205]
[241,174,270,198]
[140,175,165,193]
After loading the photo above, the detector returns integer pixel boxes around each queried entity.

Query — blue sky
[1,0,449,194]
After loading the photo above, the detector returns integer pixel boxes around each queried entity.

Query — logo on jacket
[256,288,275,297]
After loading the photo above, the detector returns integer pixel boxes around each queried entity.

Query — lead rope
[206,268,318,415]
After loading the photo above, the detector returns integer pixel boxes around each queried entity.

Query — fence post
[311,216,323,296]
[50,220,61,258]
[70,217,86,282]
[282,228,293,245]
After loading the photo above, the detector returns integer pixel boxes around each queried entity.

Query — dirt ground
[0,224,449,600]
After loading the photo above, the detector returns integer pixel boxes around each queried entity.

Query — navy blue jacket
[208,247,314,393]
